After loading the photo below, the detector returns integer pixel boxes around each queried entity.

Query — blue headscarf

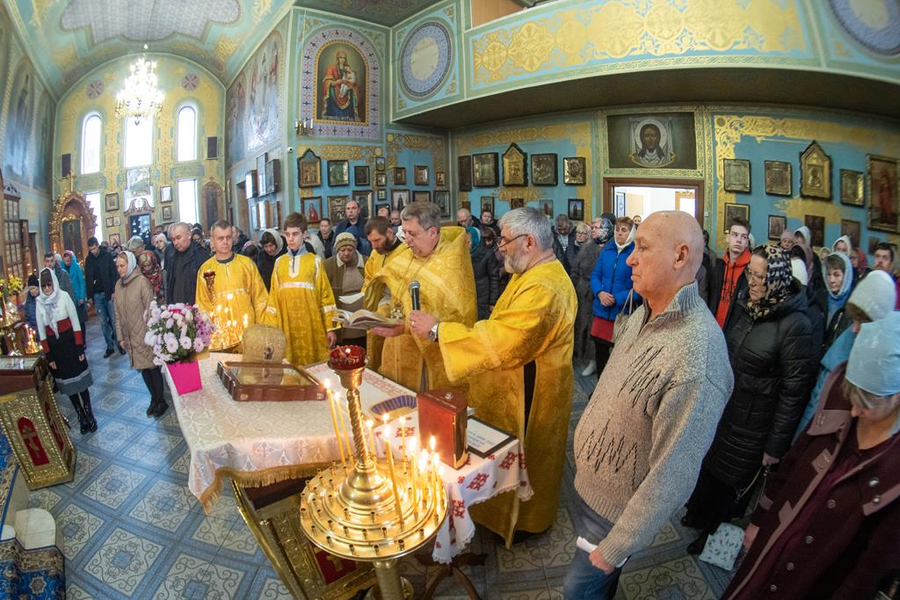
[824,252,853,324]
[466,226,481,256]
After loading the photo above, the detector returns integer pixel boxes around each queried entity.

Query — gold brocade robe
[195,254,269,328]
[373,227,476,391]
[264,251,338,367]
[362,241,405,372]
[438,259,576,545]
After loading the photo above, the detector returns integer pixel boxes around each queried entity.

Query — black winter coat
[164,242,210,305]
[470,246,499,321]
[704,288,813,487]
[84,246,117,297]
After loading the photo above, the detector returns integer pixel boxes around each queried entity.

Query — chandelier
[115,52,164,124]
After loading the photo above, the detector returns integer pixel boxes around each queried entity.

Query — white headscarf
[263,228,284,255]
[37,267,61,336]
[120,251,137,279]
[614,225,636,254]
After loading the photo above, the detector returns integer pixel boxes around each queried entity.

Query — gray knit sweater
[573,282,733,566]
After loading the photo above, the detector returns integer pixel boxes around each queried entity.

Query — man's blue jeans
[562,496,623,599]
[93,292,117,350]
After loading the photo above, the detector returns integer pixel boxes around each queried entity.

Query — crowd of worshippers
[29,200,900,599]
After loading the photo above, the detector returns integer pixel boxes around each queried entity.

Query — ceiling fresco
[5,0,440,96]
[4,0,291,95]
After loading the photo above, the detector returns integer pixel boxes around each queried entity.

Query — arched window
[177,179,198,225]
[177,105,197,162]
[81,114,102,174]
[124,116,154,168]
[84,191,103,242]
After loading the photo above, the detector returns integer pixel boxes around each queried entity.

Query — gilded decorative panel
[467,0,814,95]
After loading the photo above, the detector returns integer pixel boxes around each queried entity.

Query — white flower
[180,336,192,349]
[165,338,179,353]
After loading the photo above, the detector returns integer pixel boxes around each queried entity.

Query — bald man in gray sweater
[566,212,734,599]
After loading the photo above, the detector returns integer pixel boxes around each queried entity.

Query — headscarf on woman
[794,226,814,280]
[780,228,794,248]
[614,223,636,254]
[466,226,482,256]
[37,268,62,336]
[256,228,287,291]
[596,212,616,247]
[120,251,137,279]
[747,245,794,321]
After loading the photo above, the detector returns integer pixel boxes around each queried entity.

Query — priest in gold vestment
[195,220,269,333]
[264,212,339,367]
[410,207,576,545]
[363,216,405,371]
[372,202,477,392]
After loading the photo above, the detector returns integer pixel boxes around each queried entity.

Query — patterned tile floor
[33,320,733,599]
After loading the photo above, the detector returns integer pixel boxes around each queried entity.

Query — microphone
[409,280,421,311]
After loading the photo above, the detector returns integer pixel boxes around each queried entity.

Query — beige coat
[114,269,156,370]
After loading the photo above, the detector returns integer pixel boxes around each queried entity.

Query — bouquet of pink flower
[144,302,215,366]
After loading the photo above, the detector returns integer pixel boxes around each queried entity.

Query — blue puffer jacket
[590,240,641,320]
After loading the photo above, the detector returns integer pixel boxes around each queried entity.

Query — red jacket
[723,363,900,599]
[715,249,750,328]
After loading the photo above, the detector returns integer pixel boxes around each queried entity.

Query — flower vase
[167,360,202,395]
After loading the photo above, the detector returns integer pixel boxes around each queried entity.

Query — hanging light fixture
[115,45,164,124]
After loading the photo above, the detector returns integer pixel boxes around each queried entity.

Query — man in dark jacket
[708,218,751,328]
[84,237,122,357]
[317,218,336,259]
[165,222,209,305]
[552,214,578,274]
[333,200,371,256]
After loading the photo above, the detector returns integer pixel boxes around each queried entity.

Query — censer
[299,346,447,599]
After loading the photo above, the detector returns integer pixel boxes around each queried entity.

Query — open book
[335,309,402,330]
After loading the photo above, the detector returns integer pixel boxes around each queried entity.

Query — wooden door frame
[601,177,704,226]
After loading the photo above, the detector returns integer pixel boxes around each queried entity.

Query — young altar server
[264,212,339,367]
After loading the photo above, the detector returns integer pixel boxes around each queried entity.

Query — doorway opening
[602,177,704,225]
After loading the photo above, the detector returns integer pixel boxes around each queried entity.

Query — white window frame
[124,115,154,168]
[176,104,197,162]
[81,114,102,174]
[177,179,198,225]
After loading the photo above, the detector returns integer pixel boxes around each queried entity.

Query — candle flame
[382,413,389,424]
[323,379,332,390]
[429,436,436,452]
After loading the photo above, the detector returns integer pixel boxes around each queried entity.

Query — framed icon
[328,160,350,187]
[723,203,750,233]
[767,215,787,241]
[394,167,407,186]
[375,156,386,172]
[352,189,373,219]
[510,198,525,209]
[377,188,386,201]
[458,155,473,191]
[480,196,495,214]
[473,153,499,187]
[764,161,792,196]
[302,196,322,224]
[434,190,450,217]
[804,214,826,247]
[502,143,527,187]
[841,219,861,249]
[840,169,864,207]
[867,155,899,233]
[375,172,386,187]
[257,153,268,196]
[159,186,172,204]
[105,192,119,212]
[800,141,831,200]
[162,206,173,221]
[297,149,321,188]
[414,165,429,186]
[391,189,410,211]
[354,165,370,186]
[413,190,431,203]
[531,154,558,186]
[723,159,751,193]
[328,195,349,221]
[568,199,584,222]
[435,171,446,187]
[563,157,586,185]
[105,217,114,227]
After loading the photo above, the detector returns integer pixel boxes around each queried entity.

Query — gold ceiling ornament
[115,48,164,125]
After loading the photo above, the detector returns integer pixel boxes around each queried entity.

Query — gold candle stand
[299,346,447,600]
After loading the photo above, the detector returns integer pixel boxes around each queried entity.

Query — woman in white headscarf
[36,267,96,434]
[114,251,167,417]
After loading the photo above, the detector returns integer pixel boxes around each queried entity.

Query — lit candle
[432,451,441,504]
[408,438,418,503]
[400,416,408,463]
[243,313,248,329]
[332,385,354,461]
[324,381,345,466]
[366,419,377,460]
[381,413,391,459]
[384,425,403,519]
